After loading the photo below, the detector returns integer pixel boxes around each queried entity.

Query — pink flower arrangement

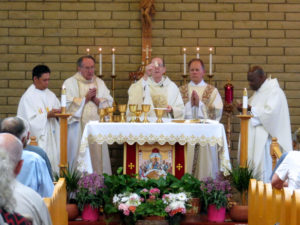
[113,193,141,216]
[162,193,190,217]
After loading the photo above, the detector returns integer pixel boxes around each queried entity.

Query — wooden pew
[43,178,68,225]
[249,179,300,225]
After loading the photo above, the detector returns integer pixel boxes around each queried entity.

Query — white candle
[183,48,186,75]
[86,48,90,55]
[242,88,248,109]
[196,47,200,59]
[112,48,115,75]
[99,48,102,75]
[61,85,66,107]
[209,47,213,75]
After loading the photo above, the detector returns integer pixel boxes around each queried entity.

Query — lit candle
[86,48,90,55]
[196,47,200,59]
[209,48,213,75]
[112,48,115,76]
[183,48,186,75]
[242,88,248,115]
[99,48,102,76]
[224,82,234,104]
[61,85,66,113]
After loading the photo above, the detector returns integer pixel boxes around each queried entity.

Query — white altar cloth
[77,121,231,176]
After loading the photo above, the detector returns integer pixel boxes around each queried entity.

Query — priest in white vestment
[239,66,292,182]
[127,57,184,120]
[179,58,224,179]
[17,65,60,173]
[63,55,113,174]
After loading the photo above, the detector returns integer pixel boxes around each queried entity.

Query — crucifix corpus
[129,0,155,82]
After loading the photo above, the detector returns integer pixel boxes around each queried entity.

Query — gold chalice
[129,104,137,122]
[106,107,114,122]
[142,104,151,123]
[154,108,165,123]
[135,110,142,122]
[98,108,107,122]
[118,104,127,123]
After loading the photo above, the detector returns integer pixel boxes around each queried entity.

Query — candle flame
[183,48,186,52]
[209,47,213,52]
[243,88,247,96]
[112,48,115,52]
[99,48,102,52]
[86,48,90,52]
[196,47,200,51]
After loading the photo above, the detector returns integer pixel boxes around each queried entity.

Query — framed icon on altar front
[137,143,175,180]
[123,143,186,179]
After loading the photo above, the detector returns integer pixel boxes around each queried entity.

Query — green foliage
[76,186,103,211]
[53,166,82,202]
[177,173,202,198]
[228,165,255,194]
[135,199,167,218]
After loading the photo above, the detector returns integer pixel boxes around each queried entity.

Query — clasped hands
[85,88,100,106]
[191,90,200,107]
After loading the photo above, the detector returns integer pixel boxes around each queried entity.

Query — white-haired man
[0,117,54,198]
[0,133,52,225]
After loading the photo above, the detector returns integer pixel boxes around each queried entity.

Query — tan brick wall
[0,0,300,167]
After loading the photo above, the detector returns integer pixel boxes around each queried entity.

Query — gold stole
[75,74,99,128]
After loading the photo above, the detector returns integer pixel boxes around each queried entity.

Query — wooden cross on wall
[129,0,155,82]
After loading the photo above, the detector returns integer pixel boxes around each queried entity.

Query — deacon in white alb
[17,65,60,173]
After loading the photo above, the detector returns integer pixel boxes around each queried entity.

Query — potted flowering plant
[200,176,231,222]
[113,192,142,225]
[76,172,105,221]
[162,192,190,225]
[135,188,168,220]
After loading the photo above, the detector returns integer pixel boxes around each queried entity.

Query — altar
[77,121,231,179]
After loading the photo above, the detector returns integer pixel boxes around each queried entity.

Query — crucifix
[129,0,155,82]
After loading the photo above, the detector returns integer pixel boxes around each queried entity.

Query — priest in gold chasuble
[127,57,184,120]
[179,58,224,180]
[63,56,113,174]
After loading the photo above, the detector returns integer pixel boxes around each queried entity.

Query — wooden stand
[55,111,71,174]
[237,114,252,167]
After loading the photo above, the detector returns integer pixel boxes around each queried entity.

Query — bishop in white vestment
[179,59,224,180]
[127,57,184,120]
[63,56,113,174]
[17,65,60,173]
[240,66,292,182]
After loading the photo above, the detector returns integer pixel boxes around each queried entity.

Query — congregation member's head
[32,65,51,90]
[188,58,205,85]
[0,117,29,148]
[150,57,166,82]
[77,55,96,81]
[0,147,15,212]
[0,133,24,176]
[247,66,267,91]
[293,128,300,150]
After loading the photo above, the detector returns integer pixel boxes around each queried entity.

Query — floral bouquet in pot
[113,192,142,224]
[76,172,105,221]
[162,192,190,225]
[200,176,232,222]
[135,188,168,219]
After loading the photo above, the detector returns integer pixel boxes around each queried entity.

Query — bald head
[0,133,23,169]
[0,117,28,147]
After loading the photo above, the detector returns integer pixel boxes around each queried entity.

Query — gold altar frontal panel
[123,143,187,179]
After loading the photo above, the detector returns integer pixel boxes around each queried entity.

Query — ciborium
[118,104,127,123]
[106,107,114,122]
[154,108,165,123]
[98,108,107,122]
[129,104,137,122]
[142,104,151,123]
[135,109,142,122]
